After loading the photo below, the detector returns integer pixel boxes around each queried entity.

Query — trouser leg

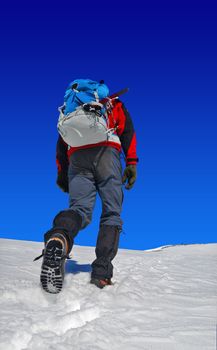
[96,147,123,227]
[45,154,97,254]
[68,151,97,231]
[91,147,123,279]
[91,225,121,279]
[44,209,82,254]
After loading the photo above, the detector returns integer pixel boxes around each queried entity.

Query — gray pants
[68,146,123,229]
[45,146,124,279]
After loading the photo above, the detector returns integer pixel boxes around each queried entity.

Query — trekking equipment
[34,234,68,294]
[57,79,128,147]
[100,87,129,104]
[63,79,109,115]
[90,278,114,289]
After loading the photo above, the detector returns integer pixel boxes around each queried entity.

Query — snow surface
[0,239,216,350]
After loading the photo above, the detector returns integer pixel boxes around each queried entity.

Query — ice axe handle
[100,87,129,104]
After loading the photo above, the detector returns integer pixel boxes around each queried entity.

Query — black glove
[56,171,69,193]
[122,165,137,190]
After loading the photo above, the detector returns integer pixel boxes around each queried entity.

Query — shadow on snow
[65,259,92,275]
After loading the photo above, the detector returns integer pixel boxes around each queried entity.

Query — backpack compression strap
[71,82,128,105]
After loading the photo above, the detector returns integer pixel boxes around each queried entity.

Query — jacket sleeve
[116,101,139,165]
[56,135,69,174]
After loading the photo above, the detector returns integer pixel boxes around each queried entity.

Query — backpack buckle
[83,102,103,113]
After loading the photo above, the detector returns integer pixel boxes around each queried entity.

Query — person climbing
[35,79,138,293]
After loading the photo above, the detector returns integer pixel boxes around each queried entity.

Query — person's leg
[91,147,123,281]
[44,154,97,255]
[40,151,97,293]
[44,210,82,256]
[91,225,121,281]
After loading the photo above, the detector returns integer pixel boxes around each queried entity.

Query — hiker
[36,79,138,293]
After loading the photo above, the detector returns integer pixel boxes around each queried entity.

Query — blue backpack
[57,79,128,148]
[63,79,110,115]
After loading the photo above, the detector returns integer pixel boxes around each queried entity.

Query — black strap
[33,250,44,261]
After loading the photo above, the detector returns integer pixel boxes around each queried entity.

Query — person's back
[35,79,139,293]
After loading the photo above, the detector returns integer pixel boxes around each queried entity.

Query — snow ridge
[0,239,216,350]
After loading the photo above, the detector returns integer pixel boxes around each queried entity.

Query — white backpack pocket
[57,106,109,147]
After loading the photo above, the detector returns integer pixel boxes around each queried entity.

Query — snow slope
[0,239,216,350]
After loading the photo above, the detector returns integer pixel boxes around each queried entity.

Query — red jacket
[56,99,138,174]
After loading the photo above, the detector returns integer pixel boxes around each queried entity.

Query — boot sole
[40,245,65,294]
[40,264,64,294]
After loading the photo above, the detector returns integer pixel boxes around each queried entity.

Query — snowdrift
[0,239,216,350]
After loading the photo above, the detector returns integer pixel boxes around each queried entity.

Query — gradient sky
[0,0,216,250]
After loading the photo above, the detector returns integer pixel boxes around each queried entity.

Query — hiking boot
[90,278,113,289]
[39,236,67,294]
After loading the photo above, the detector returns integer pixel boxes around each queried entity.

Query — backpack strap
[93,90,100,103]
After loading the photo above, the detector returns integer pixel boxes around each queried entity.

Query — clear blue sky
[0,0,216,249]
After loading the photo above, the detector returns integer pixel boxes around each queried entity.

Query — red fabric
[56,158,62,173]
[115,102,126,137]
[67,141,121,158]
